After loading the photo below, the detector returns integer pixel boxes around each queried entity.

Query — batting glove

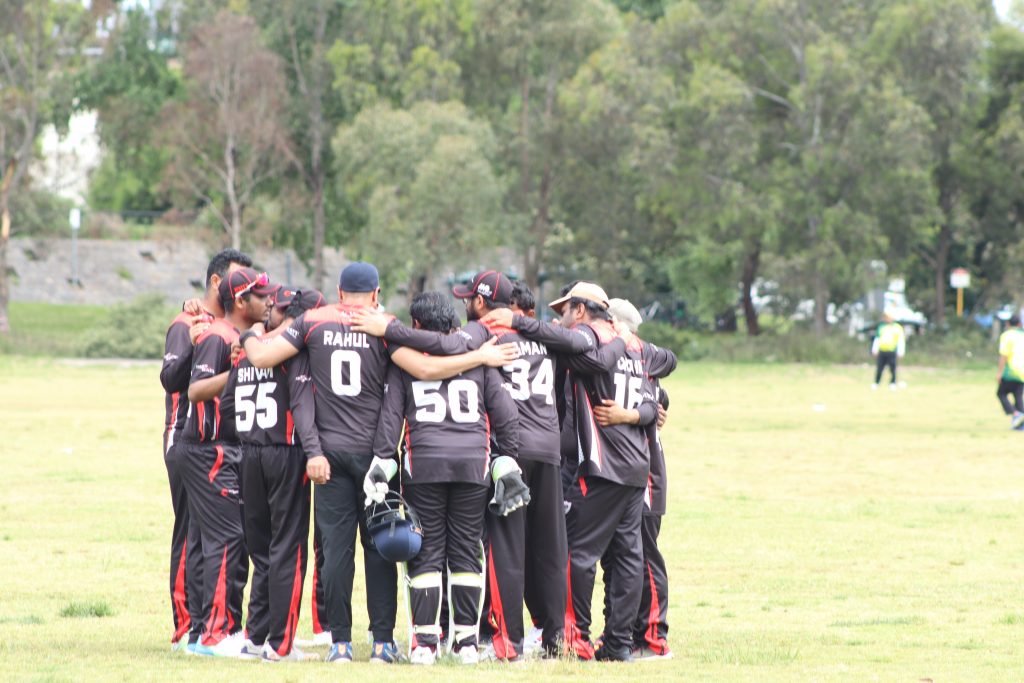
[362,456,398,506]
[488,455,531,517]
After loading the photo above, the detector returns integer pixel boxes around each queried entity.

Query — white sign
[950,268,970,289]
[69,208,81,231]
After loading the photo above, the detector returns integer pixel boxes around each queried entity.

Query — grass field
[1,357,1022,681]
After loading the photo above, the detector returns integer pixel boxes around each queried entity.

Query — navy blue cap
[339,262,379,293]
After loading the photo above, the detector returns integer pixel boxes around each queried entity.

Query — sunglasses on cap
[232,272,270,298]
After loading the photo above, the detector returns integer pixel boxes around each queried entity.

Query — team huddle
[160,248,677,664]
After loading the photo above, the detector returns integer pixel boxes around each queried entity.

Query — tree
[78,7,179,213]
[869,0,993,325]
[161,11,292,250]
[462,0,620,295]
[251,0,348,291]
[0,1,86,333]
[334,101,502,296]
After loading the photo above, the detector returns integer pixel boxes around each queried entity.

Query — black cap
[339,262,379,293]
[219,267,276,301]
[452,271,512,305]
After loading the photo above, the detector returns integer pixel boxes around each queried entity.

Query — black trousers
[405,481,489,649]
[483,460,567,657]
[241,443,311,655]
[874,351,897,384]
[310,510,328,634]
[315,451,396,643]
[616,515,670,652]
[565,475,644,656]
[997,378,1024,415]
[179,440,248,644]
[163,441,204,643]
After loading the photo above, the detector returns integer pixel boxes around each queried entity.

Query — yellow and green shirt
[875,322,905,355]
[999,328,1024,381]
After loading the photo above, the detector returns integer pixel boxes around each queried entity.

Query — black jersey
[373,362,519,485]
[160,310,212,452]
[282,304,399,456]
[182,319,237,443]
[225,347,319,450]
[516,317,657,488]
[382,319,560,465]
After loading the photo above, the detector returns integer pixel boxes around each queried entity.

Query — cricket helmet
[365,491,423,563]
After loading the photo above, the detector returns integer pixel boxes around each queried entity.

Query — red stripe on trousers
[171,542,190,641]
[208,445,224,483]
[197,402,205,441]
[204,546,230,644]
[486,544,514,659]
[278,547,304,656]
[285,410,294,445]
[563,554,594,660]
[579,476,588,497]
[644,560,667,654]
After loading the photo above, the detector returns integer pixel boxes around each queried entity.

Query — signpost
[950,267,970,317]
[69,208,81,286]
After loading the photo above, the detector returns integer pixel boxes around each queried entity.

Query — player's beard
[465,300,480,321]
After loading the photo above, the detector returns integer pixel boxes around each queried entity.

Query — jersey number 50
[412,379,480,424]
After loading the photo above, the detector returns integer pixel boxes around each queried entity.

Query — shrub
[77,294,178,359]
[638,320,708,361]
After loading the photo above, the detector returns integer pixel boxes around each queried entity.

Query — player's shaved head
[410,292,458,333]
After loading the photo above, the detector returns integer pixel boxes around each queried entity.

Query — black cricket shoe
[594,642,634,663]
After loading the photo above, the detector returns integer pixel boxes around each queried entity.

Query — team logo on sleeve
[285,327,300,340]
[164,353,178,362]
[196,363,215,374]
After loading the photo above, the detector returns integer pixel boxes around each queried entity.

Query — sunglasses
[232,272,270,298]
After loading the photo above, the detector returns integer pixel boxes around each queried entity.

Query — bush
[638,320,708,361]
[77,294,178,359]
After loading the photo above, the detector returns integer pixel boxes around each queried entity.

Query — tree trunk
[0,159,15,334]
[740,242,761,336]
[934,223,950,326]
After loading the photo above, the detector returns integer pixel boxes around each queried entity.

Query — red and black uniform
[281,304,399,645]
[383,317,601,657]
[179,319,247,646]
[159,310,210,644]
[373,359,519,651]
[226,346,319,655]
[598,340,676,654]
[517,317,657,658]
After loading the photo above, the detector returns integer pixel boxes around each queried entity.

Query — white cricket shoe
[237,639,264,659]
[457,644,479,665]
[524,626,543,655]
[410,646,437,666]
[261,643,320,662]
[294,630,332,647]
[194,631,246,657]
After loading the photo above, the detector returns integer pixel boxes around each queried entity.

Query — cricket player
[997,314,1024,428]
[872,311,905,390]
[538,282,658,662]
[180,267,275,656]
[601,297,677,660]
[238,262,519,663]
[369,292,523,666]
[159,248,251,651]
[228,288,325,661]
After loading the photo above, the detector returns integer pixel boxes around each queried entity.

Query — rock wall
[8,237,349,306]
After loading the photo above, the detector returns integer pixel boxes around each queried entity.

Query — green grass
[60,602,115,619]
[0,302,106,356]
[1,358,1023,681]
